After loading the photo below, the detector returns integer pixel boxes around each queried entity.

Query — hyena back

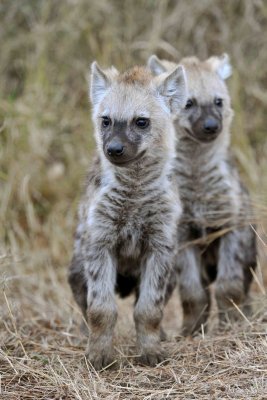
[149,54,257,334]
[69,62,187,368]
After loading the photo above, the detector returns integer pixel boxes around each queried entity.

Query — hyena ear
[90,62,112,106]
[156,65,188,113]
[148,55,167,75]
[206,53,232,80]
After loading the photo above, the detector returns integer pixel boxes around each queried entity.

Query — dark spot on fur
[157,278,165,291]
[89,310,105,328]
[75,231,81,241]
[234,253,244,264]
[94,176,101,187]
[154,295,163,306]
[89,269,99,281]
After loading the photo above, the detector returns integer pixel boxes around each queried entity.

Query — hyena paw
[160,327,167,341]
[216,277,244,306]
[216,277,245,323]
[86,347,115,370]
[180,315,209,337]
[180,295,210,336]
[139,347,167,366]
[80,321,89,336]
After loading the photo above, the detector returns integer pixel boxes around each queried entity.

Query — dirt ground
[0,242,267,399]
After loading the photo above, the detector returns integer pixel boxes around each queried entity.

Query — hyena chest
[179,160,239,229]
[94,188,166,261]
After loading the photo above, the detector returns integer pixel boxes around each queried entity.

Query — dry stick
[0,348,19,375]
[250,267,266,295]
[57,356,84,400]
[229,299,253,326]
[250,224,267,247]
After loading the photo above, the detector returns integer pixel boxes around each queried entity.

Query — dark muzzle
[203,117,219,135]
[107,138,125,157]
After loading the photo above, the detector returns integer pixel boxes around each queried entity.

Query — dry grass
[0,1,267,398]
[1,260,267,399]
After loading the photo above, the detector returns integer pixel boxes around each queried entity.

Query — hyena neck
[175,126,241,227]
[100,148,176,190]
[177,128,230,167]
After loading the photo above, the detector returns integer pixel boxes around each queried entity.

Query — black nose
[203,117,219,134]
[107,140,124,157]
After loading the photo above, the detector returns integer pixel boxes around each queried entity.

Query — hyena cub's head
[89,62,187,166]
[148,54,233,143]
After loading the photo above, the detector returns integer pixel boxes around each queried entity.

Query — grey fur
[149,55,257,334]
[69,64,187,368]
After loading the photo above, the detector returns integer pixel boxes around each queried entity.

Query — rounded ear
[109,66,119,77]
[90,61,111,106]
[157,65,188,113]
[148,55,167,75]
[206,53,232,80]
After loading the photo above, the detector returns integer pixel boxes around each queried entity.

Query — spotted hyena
[68,62,187,368]
[148,54,257,335]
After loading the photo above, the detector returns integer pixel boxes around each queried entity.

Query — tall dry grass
[0,1,267,398]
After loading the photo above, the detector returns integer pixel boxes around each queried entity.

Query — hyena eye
[214,98,223,107]
[101,116,111,128]
[135,118,150,129]
[185,99,194,109]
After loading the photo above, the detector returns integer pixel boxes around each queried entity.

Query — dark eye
[135,118,150,129]
[215,98,223,107]
[101,116,111,128]
[185,99,194,109]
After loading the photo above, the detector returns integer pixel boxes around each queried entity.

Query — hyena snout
[107,137,125,157]
[104,135,142,166]
[203,117,219,135]
[193,115,222,142]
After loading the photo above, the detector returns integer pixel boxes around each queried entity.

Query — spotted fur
[68,63,187,368]
[148,54,257,334]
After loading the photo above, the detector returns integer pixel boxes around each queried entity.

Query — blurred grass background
[0,2,267,397]
[0,0,266,274]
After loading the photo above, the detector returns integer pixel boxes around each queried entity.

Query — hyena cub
[68,62,187,368]
[149,54,257,335]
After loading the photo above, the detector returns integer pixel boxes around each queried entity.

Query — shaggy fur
[148,54,257,335]
[68,63,187,368]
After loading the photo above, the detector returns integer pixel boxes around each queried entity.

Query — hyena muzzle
[148,53,257,335]
[68,62,187,368]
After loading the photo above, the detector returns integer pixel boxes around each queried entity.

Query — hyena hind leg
[68,255,88,317]
[241,226,257,317]
[178,247,211,336]
[215,226,257,324]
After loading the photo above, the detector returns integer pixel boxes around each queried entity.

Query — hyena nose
[203,117,219,134]
[107,140,124,157]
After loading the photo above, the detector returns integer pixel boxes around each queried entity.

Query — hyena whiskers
[68,62,187,368]
[148,54,257,335]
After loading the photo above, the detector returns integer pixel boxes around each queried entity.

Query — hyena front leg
[84,248,118,370]
[178,247,211,336]
[134,251,173,366]
[215,228,256,324]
